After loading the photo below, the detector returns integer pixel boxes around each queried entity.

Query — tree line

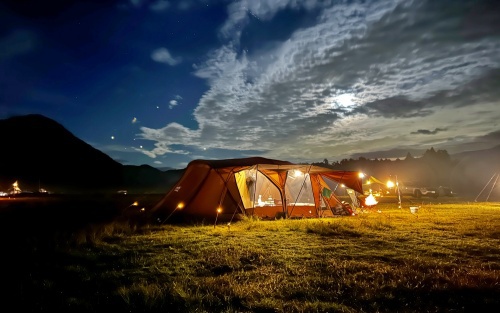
[311,148,458,188]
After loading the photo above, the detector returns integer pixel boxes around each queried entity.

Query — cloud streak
[139,0,500,163]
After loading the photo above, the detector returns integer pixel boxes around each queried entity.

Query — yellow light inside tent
[177,202,185,209]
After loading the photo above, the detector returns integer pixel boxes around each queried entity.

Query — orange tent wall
[151,157,363,221]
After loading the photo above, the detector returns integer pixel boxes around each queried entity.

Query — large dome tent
[151,157,364,222]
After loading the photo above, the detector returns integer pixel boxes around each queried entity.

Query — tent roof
[365,176,386,185]
[189,157,293,169]
[186,157,364,194]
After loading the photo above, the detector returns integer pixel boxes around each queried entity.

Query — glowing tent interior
[151,157,364,222]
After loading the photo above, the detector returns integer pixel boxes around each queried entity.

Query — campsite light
[386,180,395,188]
[126,201,139,209]
[140,208,145,212]
[358,172,365,178]
[214,207,222,228]
[161,202,185,225]
[365,193,378,207]
[293,169,303,177]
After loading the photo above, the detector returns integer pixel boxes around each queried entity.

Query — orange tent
[152,157,363,221]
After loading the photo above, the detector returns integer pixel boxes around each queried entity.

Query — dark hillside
[0,114,183,194]
[0,114,122,192]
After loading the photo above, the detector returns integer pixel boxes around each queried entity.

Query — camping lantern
[364,193,378,207]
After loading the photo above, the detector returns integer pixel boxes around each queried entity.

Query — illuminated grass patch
[8,202,500,312]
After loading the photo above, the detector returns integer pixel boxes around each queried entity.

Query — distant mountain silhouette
[1,114,497,199]
[122,164,184,194]
[0,114,182,193]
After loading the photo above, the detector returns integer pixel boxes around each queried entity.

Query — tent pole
[486,173,499,202]
[475,173,497,202]
[216,168,236,210]
[252,165,258,217]
[281,167,288,219]
[396,175,402,209]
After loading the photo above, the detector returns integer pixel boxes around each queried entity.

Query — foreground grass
[4,202,500,312]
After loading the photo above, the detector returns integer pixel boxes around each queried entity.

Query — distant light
[132,117,137,123]
[140,145,143,149]
[111,136,115,140]
[140,208,145,212]
[132,201,139,206]
[217,207,222,213]
[177,202,184,209]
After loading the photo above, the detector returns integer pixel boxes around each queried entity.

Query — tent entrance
[235,168,318,218]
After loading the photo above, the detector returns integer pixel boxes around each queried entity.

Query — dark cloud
[350,148,426,160]
[353,97,433,119]
[411,128,447,135]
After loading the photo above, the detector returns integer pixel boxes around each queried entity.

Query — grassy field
[2,200,500,312]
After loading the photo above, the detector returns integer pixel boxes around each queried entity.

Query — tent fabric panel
[325,192,342,208]
[258,170,288,206]
[221,171,246,214]
[218,189,242,216]
[322,171,363,194]
[287,205,316,218]
[193,157,293,169]
[367,175,385,185]
[260,171,286,189]
[319,208,334,217]
[186,169,227,216]
[152,157,364,220]
[310,174,323,209]
[247,206,284,219]
[152,162,211,215]
[235,171,252,208]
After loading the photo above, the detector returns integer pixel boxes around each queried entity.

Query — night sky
[1,0,499,169]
